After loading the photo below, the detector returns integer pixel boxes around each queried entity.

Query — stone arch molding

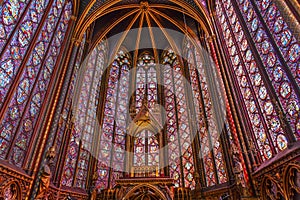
[122,183,169,200]
[0,180,22,200]
[259,162,300,200]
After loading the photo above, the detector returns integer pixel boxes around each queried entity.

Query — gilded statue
[35,164,51,199]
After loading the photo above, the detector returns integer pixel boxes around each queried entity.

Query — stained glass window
[184,41,228,186]
[0,0,72,167]
[234,0,299,140]
[61,41,107,188]
[0,0,51,108]
[57,33,87,166]
[136,67,146,112]
[215,0,295,162]
[59,33,86,186]
[134,129,159,167]
[162,49,195,189]
[252,0,300,87]
[134,53,159,167]
[136,52,157,112]
[0,0,30,52]
[96,49,131,189]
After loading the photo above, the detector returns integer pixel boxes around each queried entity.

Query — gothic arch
[261,175,285,200]
[122,184,168,200]
[283,163,300,199]
[1,181,22,200]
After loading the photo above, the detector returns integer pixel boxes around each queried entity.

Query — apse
[58,1,233,192]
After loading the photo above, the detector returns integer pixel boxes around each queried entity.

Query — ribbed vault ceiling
[78,0,207,17]
[75,0,210,65]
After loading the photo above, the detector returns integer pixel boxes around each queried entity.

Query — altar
[95,95,192,200]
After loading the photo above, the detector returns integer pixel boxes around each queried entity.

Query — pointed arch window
[97,49,131,189]
[60,33,87,186]
[61,41,107,188]
[184,41,228,186]
[162,49,195,189]
[136,52,157,112]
